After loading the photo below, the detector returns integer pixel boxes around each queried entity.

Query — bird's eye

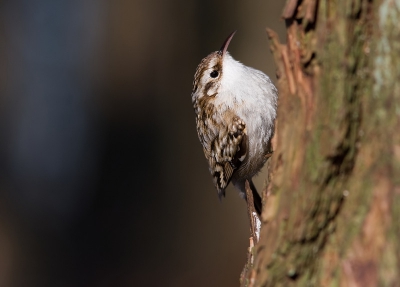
[210,70,219,78]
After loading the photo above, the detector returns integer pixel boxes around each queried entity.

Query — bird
[191,31,278,215]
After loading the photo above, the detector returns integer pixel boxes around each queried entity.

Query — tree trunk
[242,0,400,286]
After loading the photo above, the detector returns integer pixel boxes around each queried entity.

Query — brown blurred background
[0,1,285,286]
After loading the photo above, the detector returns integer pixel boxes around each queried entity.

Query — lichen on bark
[244,0,400,286]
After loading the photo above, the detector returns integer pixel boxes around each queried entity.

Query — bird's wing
[197,115,248,199]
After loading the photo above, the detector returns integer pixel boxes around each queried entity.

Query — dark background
[0,1,285,286]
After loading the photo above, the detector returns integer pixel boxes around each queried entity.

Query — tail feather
[248,180,262,216]
[234,179,262,216]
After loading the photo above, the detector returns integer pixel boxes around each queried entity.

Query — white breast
[215,53,278,177]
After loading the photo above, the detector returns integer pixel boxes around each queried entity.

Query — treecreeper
[191,31,278,215]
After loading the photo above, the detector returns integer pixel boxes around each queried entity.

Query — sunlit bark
[242,1,400,286]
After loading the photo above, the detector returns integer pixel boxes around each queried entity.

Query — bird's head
[192,31,237,100]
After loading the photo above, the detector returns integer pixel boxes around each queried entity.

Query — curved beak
[219,30,236,56]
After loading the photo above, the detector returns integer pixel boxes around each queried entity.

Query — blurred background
[0,0,285,286]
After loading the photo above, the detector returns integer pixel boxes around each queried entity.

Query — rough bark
[243,0,400,286]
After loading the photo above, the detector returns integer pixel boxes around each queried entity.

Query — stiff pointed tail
[247,180,262,216]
